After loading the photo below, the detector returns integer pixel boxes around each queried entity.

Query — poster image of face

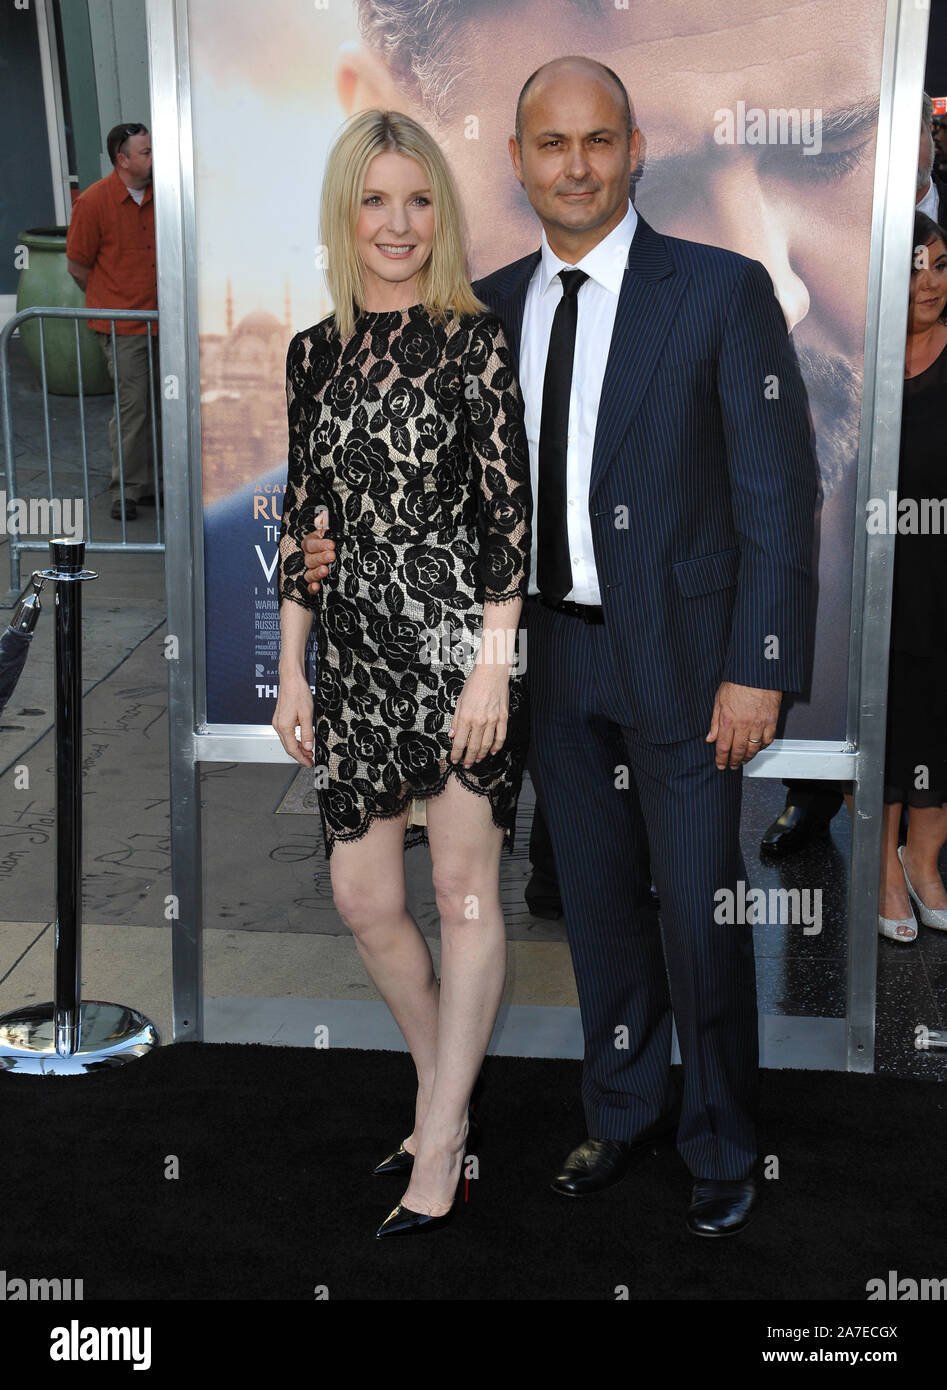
[190,0,887,735]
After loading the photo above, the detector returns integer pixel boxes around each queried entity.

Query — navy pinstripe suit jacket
[473,215,820,745]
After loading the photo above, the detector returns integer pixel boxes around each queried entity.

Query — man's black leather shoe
[760,803,829,856]
[551,1127,673,1196]
[686,1177,756,1236]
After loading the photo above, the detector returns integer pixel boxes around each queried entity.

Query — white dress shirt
[518,198,638,603]
[918,179,940,220]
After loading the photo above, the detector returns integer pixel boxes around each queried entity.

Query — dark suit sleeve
[716,259,819,692]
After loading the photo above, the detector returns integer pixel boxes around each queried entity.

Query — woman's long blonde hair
[320,109,485,337]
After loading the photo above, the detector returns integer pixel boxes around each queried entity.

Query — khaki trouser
[99,332,162,502]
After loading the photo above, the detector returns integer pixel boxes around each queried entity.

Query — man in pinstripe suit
[478,56,817,1235]
[302,56,818,1235]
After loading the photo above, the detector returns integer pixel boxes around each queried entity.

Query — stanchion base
[0,1001,159,1074]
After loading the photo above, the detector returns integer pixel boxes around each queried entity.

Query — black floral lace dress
[277,304,532,858]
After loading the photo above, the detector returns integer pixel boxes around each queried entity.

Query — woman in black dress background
[272,110,531,1234]
[877,211,947,942]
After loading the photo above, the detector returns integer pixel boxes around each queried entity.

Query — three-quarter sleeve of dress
[462,315,532,605]
[278,332,332,612]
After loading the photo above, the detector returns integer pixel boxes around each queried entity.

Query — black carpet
[0,1044,943,1304]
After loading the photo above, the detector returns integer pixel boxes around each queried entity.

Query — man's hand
[706,682,781,770]
[66,258,90,292]
[301,516,335,595]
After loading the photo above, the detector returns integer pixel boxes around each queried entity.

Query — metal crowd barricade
[0,306,163,606]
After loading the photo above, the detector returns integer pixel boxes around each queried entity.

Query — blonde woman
[272,110,531,1238]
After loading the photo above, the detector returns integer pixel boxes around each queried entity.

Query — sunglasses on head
[117,123,147,148]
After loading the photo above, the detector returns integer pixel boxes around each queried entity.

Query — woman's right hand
[272,669,315,767]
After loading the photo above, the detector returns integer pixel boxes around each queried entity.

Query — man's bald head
[515,56,635,145]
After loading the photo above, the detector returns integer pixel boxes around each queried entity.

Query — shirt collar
[538,199,637,298]
[109,169,152,205]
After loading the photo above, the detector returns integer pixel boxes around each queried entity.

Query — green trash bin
[15,227,112,396]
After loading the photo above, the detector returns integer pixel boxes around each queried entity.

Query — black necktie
[537,268,588,604]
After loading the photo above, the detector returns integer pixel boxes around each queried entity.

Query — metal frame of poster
[146,0,929,1063]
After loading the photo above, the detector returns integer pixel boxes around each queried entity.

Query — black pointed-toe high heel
[372,1111,480,1177]
[372,1142,414,1177]
[372,1074,486,1177]
[375,1200,455,1238]
[374,1115,481,1239]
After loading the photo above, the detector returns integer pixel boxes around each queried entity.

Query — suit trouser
[524,597,758,1180]
[527,800,559,892]
[98,332,162,501]
[780,779,846,819]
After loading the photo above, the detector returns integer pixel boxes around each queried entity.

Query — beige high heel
[898,845,947,931]
[878,911,918,943]
[878,849,918,943]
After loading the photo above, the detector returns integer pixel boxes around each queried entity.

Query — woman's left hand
[449,662,510,767]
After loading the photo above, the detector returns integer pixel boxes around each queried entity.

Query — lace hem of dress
[319,759,519,858]
[883,783,947,808]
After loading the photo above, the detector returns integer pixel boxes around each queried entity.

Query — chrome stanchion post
[52,538,87,1056]
[0,537,160,1075]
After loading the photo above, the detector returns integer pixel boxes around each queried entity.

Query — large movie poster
[191,0,887,737]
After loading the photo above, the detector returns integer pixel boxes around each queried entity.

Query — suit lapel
[588,216,689,496]
[494,251,540,372]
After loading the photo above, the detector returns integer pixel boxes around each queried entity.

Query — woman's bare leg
[398,774,507,1216]
[843,792,947,918]
[902,804,947,909]
[878,802,912,920]
[329,807,439,1152]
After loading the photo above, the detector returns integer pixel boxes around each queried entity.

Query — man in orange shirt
[66,123,160,520]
